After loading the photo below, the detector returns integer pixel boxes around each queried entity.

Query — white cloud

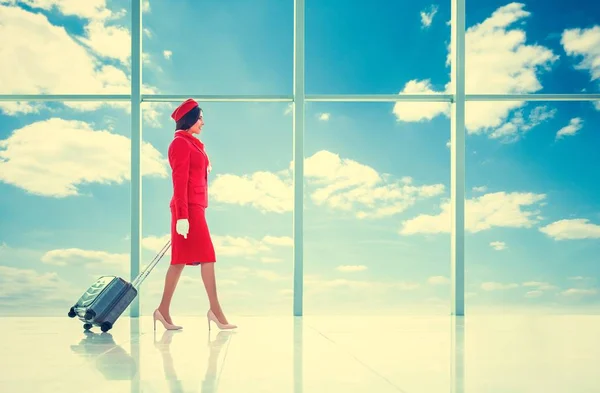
[76,19,131,64]
[279,289,294,296]
[284,103,293,115]
[395,3,558,137]
[213,236,272,257]
[481,282,519,291]
[490,241,506,251]
[561,288,598,296]
[217,266,290,284]
[305,151,445,219]
[539,218,600,240]
[420,5,438,29]
[41,248,128,270]
[143,0,151,13]
[163,50,172,60]
[522,281,557,291]
[569,276,584,280]
[400,191,546,235]
[489,105,557,143]
[318,113,331,121]
[211,150,445,219]
[0,5,128,101]
[0,265,74,307]
[141,234,170,255]
[14,0,113,20]
[261,257,283,264]
[0,4,162,124]
[473,186,488,192]
[428,276,449,285]
[393,80,450,122]
[142,233,292,260]
[306,276,420,291]
[262,236,293,247]
[0,118,168,197]
[254,270,288,281]
[525,290,543,298]
[210,171,293,213]
[336,265,368,272]
[561,25,600,87]
[556,117,583,139]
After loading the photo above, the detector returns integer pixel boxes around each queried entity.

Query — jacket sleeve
[168,138,190,220]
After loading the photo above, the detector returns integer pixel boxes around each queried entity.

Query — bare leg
[157,264,185,324]
[200,262,229,324]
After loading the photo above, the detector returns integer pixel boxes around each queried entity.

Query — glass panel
[142,0,293,95]
[304,101,451,315]
[0,1,131,94]
[306,0,450,95]
[464,100,600,314]
[0,102,131,316]
[140,101,293,317]
[466,1,600,94]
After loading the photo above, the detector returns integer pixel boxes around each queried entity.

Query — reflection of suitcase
[68,241,170,332]
[70,332,137,380]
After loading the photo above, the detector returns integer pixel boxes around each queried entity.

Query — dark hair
[175,106,201,130]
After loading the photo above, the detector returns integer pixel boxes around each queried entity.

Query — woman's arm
[168,138,190,220]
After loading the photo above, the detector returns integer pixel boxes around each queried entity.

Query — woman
[153,98,236,331]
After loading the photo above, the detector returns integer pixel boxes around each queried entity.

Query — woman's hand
[176,219,189,238]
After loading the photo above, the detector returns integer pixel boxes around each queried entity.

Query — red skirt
[170,205,216,265]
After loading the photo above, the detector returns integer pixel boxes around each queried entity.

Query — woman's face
[190,115,204,134]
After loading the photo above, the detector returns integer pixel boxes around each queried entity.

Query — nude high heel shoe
[153,309,183,331]
[207,309,237,331]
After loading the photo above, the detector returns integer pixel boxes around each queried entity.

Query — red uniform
[168,129,215,265]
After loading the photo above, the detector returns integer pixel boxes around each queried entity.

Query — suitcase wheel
[68,307,76,318]
[84,310,96,321]
[100,322,112,333]
[83,323,93,330]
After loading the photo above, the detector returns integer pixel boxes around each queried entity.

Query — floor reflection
[5,314,594,393]
[451,316,465,393]
[70,331,138,381]
[152,328,235,393]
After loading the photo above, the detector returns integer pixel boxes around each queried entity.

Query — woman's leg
[157,264,185,324]
[200,262,230,324]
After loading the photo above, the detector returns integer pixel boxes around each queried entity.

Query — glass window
[0,1,131,94]
[462,100,600,313]
[466,1,600,94]
[142,0,293,95]
[0,102,132,316]
[141,101,293,317]
[304,101,451,315]
[307,0,450,95]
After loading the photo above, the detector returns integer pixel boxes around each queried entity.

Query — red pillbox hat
[171,98,199,122]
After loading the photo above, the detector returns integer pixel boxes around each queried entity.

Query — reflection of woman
[154,330,184,393]
[155,329,234,393]
[154,98,236,331]
[201,331,235,392]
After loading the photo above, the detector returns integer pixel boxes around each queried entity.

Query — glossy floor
[0,314,598,393]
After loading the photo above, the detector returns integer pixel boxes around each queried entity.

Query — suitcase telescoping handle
[132,240,171,289]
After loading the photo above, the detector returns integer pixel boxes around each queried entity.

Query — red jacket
[168,131,211,220]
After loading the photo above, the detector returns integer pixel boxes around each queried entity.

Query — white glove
[176,219,189,239]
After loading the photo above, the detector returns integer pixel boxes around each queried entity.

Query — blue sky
[0,0,599,317]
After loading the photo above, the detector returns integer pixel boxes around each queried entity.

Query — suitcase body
[69,276,138,332]
[68,241,170,332]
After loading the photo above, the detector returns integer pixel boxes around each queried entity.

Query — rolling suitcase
[68,240,170,332]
